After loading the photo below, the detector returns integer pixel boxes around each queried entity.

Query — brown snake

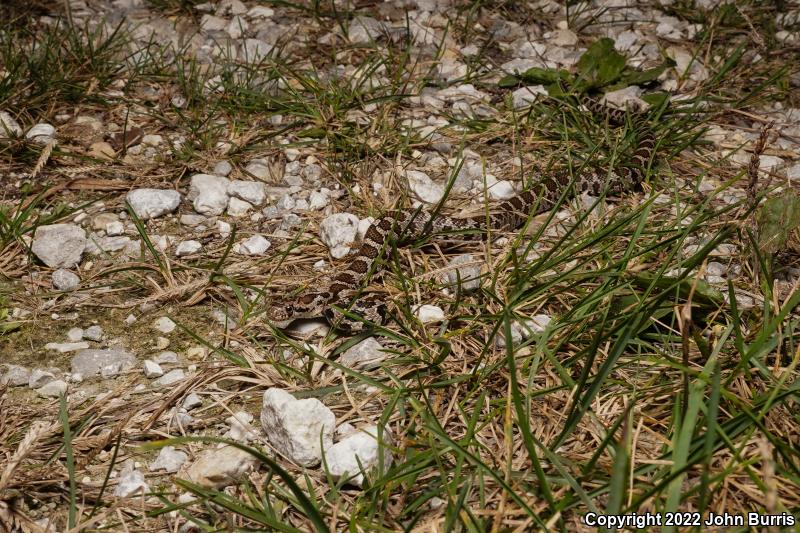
[269,96,658,332]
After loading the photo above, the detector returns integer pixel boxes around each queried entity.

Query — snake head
[268,291,330,327]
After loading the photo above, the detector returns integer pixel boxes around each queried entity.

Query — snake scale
[269,96,657,332]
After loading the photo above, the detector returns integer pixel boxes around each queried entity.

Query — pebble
[228,180,266,206]
[415,304,445,324]
[260,387,335,467]
[32,224,86,268]
[340,337,388,369]
[37,380,68,398]
[52,269,80,291]
[320,213,360,259]
[446,254,482,292]
[0,111,22,138]
[26,123,56,145]
[153,369,185,387]
[84,325,103,341]
[406,170,445,204]
[324,425,393,488]
[238,234,271,255]
[143,360,164,378]
[148,446,188,473]
[176,240,202,256]
[184,445,259,489]
[71,349,136,377]
[126,189,181,220]
[2,365,31,387]
[44,341,90,353]
[114,468,149,498]
[188,174,230,216]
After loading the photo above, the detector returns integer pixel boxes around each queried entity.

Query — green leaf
[575,38,627,90]
[641,91,670,108]
[757,191,800,253]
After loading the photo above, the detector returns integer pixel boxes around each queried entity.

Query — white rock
[149,446,188,473]
[32,224,86,268]
[153,317,176,334]
[184,445,259,489]
[320,213,360,259]
[104,220,124,236]
[114,468,149,497]
[0,111,22,138]
[52,268,80,291]
[26,123,56,145]
[550,28,578,46]
[213,160,233,176]
[415,304,445,324]
[228,180,266,206]
[224,411,256,442]
[2,365,31,387]
[485,176,516,200]
[239,234,271,255]
[143,360,164,378]
[247,6,274,18]
[44,341,90,353]
[72,349,136,376]
[308,190,329,210]
[260,388,336,467]
[227,196,252,216]
[29,369,56,388]
[37,380,68,397]
[84,325,103,341]
[188,174,231,216]
[788,163,800,181]
[406,170,445,204]
[511,85,547,109]
[324,425,393,487]
[226,16,248,39]
[200,14,227,31]
[340,337,388,369]
[175,240,202,256]
[183,392,203,409]
[446,254,481,292]
[243,38,273,59]
[347,16,385,44]
[155,351,179,364]
[66,327,84,342]
[495,314,552,348]
[126,189,181,220]
[153,369,185,387]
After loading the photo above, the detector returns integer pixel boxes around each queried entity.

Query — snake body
[270,97,657,332]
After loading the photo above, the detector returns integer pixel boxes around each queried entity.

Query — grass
[1,0,800,531]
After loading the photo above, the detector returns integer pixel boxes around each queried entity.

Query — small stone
[126,189,181,220]
[184,445,259,489]
[324,425,393,487]
[224,411,256,442]
[105,220,124,236]
[143,360,164,378]
[320,213,360,259]
[446,254,481,292]
[227,196,252,216]
[153,317,176,334]
[71,349,136,376]
[228,180,266,206]
[44,341,90,353]
[26,123,56,145]
[188,174,230,216]
[180,214,208,227]
[149,446,188,473]
[340,337,388,369]
[83,325,103,341]
[260,388,335,467]
[308,190,329,210]
[114,468,149,498]
[511,85,547,109]
[153,369,186,387]
[66,327,84,342]
[52,269,80,291]
[175,240,202,256]
[32,224,86,268]
[406,170,444,204]
[0,111,22,138]
[155,351,179,364]
[29,369,56,388]
[213,161,233,176]
[415,304,445,324]
[37,380,68,397]
[2,365,31,387]
[239,234,271,255]
[88,141,115,160]
[200,14,227,31]
[183,392,202,409]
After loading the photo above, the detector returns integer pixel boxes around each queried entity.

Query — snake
[268,96,658,332]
